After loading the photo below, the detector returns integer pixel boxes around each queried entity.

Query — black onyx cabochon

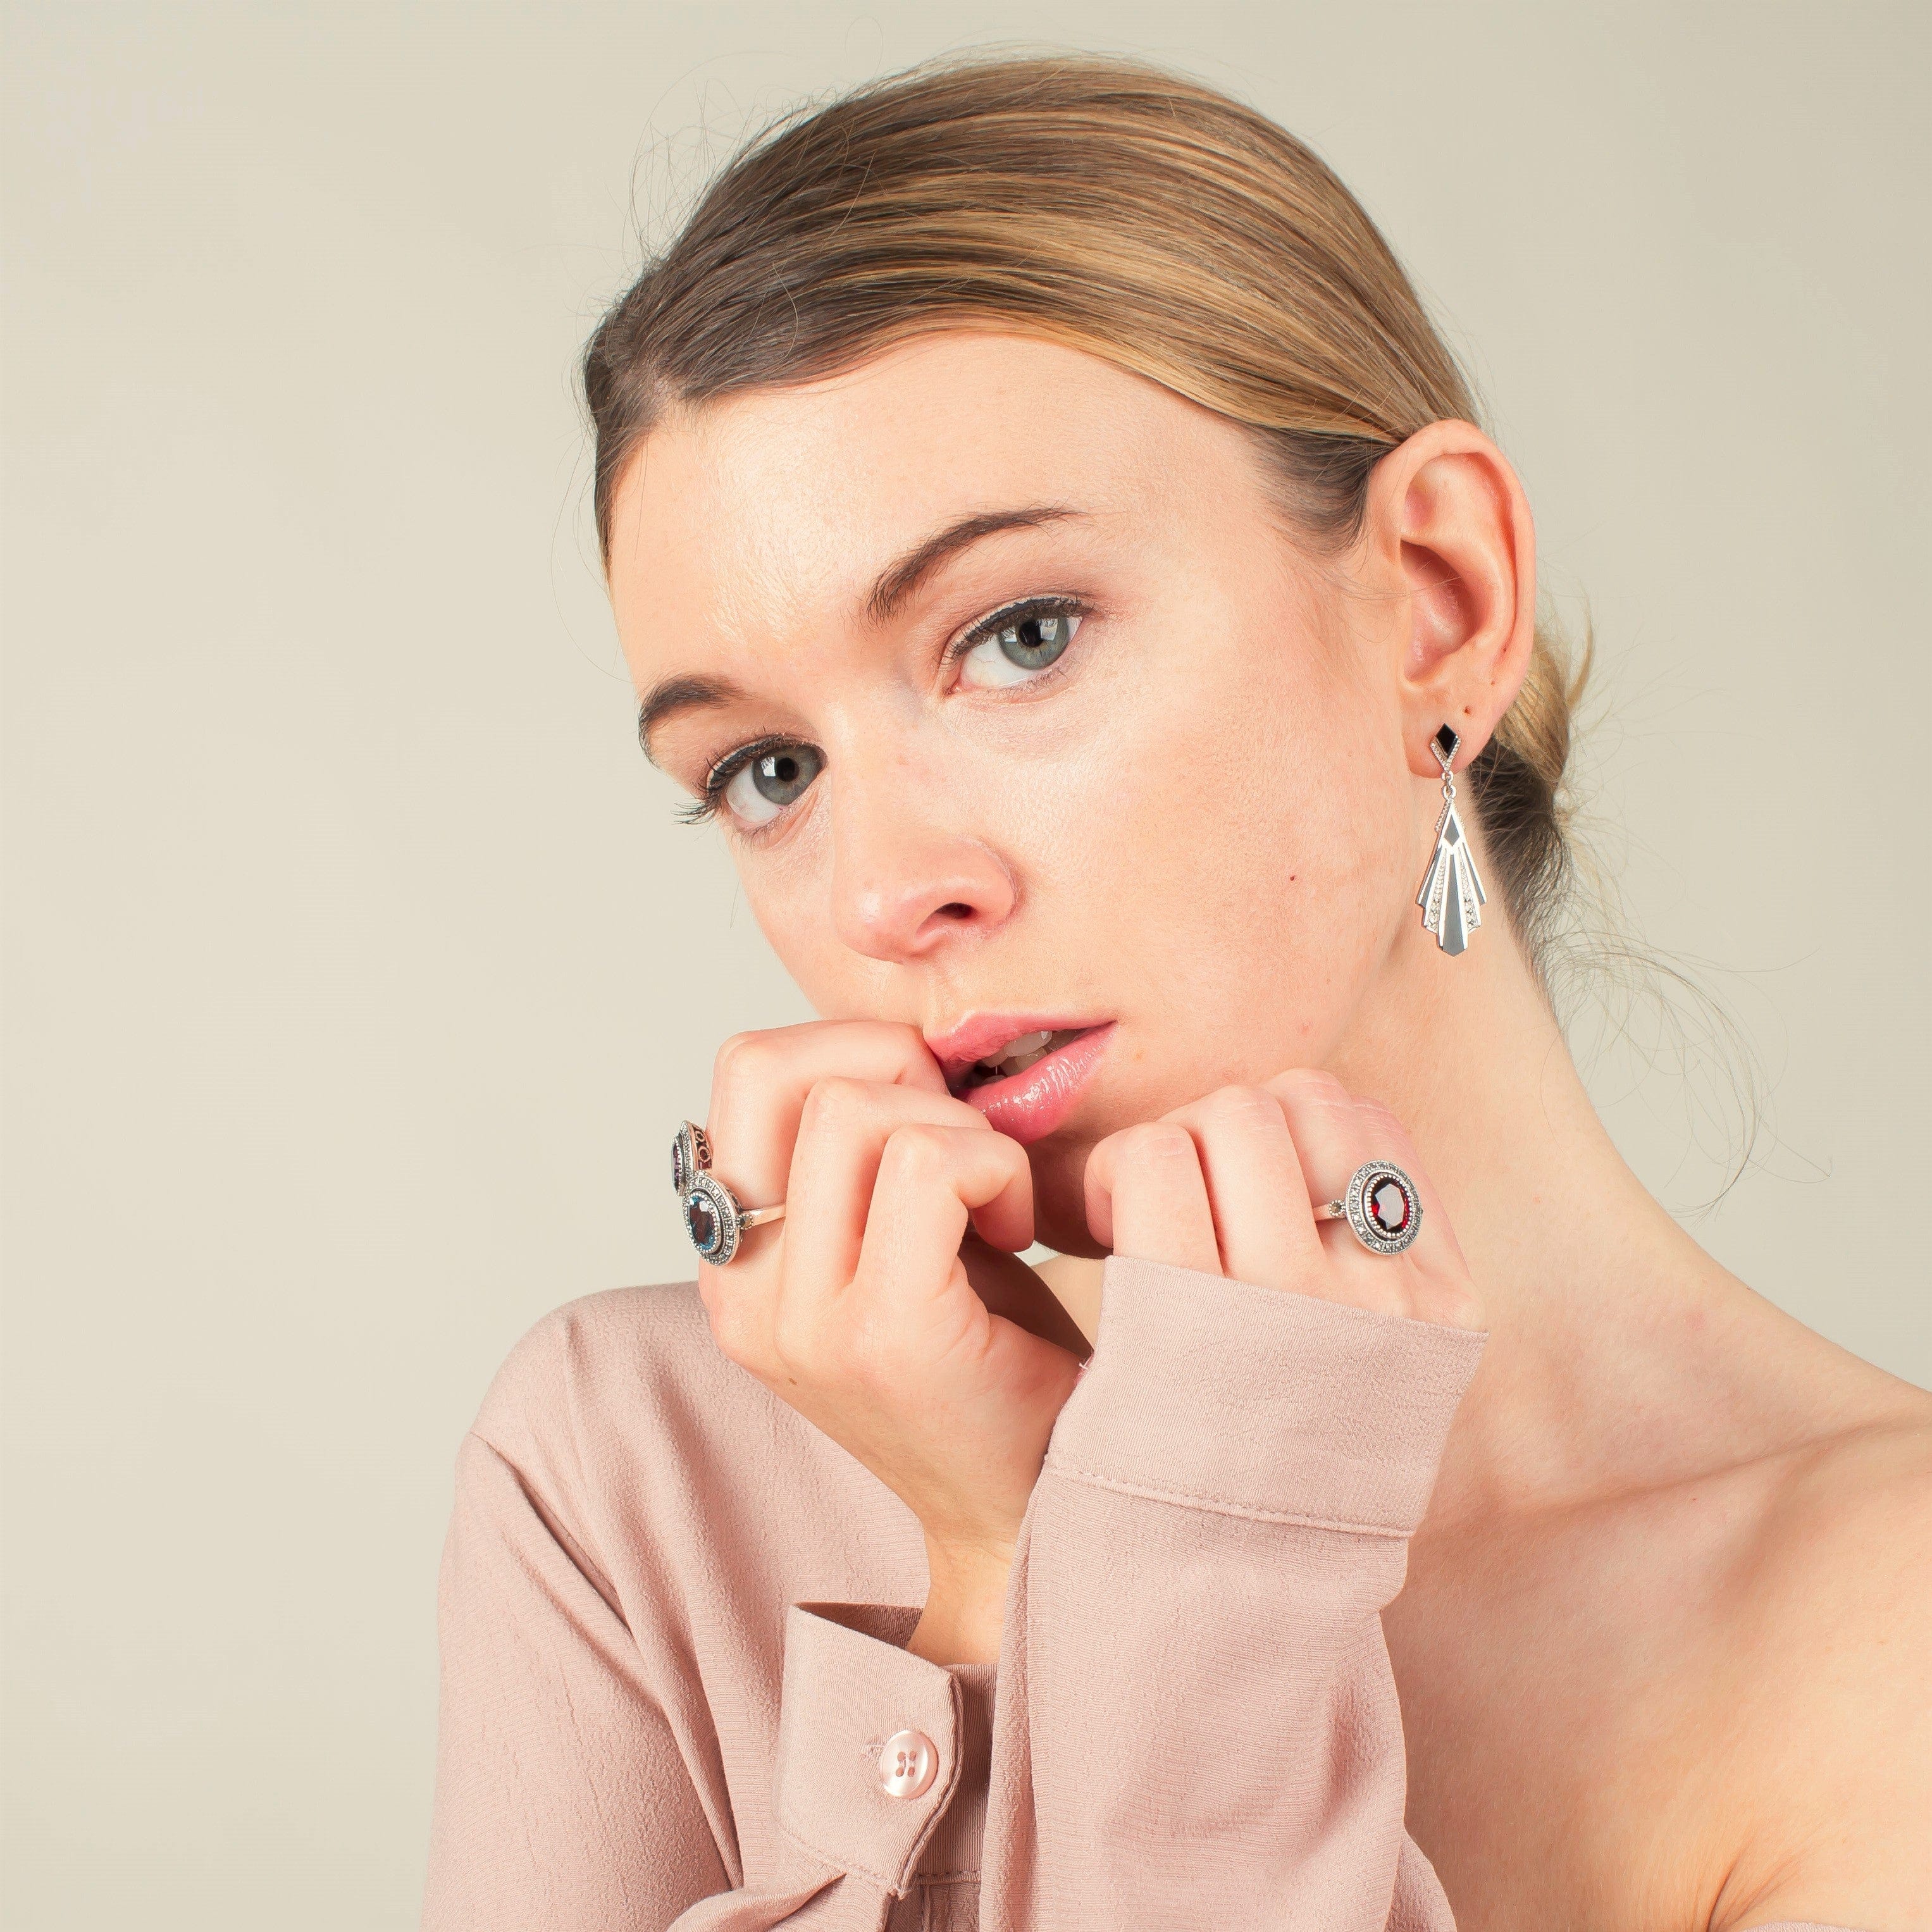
[1432,723,1461,764]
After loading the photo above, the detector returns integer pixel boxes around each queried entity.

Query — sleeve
[423,1258,1481,1931]
[421,1428,997,1932]
[421,1430,738,1929]
[974,1254,1487,1931]
[764,1602,997,1923]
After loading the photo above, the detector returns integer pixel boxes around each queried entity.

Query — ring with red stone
[1315,1161,1423,1256]
[671,1120,713,1196]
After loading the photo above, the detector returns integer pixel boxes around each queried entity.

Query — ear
[1358,419,1537,777]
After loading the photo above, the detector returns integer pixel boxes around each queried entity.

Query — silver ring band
[1315,1161,1422,1255]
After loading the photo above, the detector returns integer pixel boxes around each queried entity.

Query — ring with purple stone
[671,1120,713,1196]
[679,1170,786,1268]
[1315,1161,1423,1256]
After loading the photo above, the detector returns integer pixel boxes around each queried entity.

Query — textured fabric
[421,1256,1861,1931]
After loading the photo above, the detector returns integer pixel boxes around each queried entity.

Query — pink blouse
[420,1254,1862,1931]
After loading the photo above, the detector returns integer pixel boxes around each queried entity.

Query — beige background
[3,3,1926,1924]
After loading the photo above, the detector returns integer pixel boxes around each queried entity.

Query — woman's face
[609,330,1430,1253]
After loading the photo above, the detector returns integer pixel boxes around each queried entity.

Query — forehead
[602,330,1241,667]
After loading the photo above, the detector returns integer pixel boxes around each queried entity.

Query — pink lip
[926,1012,1097,1081]
[932,1020,1117,1146]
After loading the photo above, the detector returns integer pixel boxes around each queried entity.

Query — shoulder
[1712,1407,1932,1928]
[1742,1407,1932,1705]
[470,1278,715,1448]
[459,1279,782,1516]
[1744,1408,1932,1713]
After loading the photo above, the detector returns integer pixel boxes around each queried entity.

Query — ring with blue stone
[681,1170,786,1268]
[1315,1160,1423,1256]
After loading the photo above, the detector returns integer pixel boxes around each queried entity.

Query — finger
[781,1079,1004,1306]
[1264,1068,1372,1221]
[1162,1085,1322,1292]
[694,1025,945,1378]
[854,1125,1035,1323]
[1318,1093,1479,1327]
[1346,1094,1467,1275]
[704,1020,944,1210]
[1265,1070,1451,1306]
[1084,1120,1220,1273]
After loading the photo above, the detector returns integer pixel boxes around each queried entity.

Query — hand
[1085,1069,1482,1332]
[692,1022,1089,1664]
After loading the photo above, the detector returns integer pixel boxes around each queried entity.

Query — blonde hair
[583,50,1592,979]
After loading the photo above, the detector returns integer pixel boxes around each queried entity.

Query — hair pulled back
[583,51,1592,976]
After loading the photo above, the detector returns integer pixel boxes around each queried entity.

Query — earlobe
[1370,420,1537,775]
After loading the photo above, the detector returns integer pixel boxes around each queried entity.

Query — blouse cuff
[773,1602,996,1898]
[1047,1254,1487,1536]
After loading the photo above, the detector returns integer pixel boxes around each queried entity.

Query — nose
[828,770,1016,964]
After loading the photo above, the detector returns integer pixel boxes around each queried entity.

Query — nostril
[936,902,974,921]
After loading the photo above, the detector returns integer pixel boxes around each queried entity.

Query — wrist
[907,1538,1012,1665]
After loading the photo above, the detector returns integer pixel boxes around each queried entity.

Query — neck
[1041,897,1888,1531]
[1332,908,1864,1531]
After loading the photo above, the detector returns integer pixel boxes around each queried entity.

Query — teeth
[969,1029,1071,1086]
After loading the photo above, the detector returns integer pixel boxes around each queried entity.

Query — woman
[421,53,1928,1932]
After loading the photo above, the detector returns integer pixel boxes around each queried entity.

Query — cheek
[712,598,1413,1074]
[1039,622,1413,1075]
[733,844,864,1015]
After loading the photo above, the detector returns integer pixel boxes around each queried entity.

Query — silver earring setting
[1416,724,1487,956]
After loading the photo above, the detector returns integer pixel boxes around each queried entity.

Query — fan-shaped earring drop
[1416,724,1487,956]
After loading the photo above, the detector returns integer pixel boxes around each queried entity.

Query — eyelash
[940,592,1089,675]
[678,734,790,828]
[680,592,1092,831]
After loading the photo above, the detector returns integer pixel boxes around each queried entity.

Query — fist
[1086,1069,1482,1331]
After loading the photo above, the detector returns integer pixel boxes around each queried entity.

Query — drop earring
[1416,724,1487,956]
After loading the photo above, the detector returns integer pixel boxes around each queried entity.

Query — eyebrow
[864,503,1084,625]
[636,673,748,759]
[635,503,1086,761]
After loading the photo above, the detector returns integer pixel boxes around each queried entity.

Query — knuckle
[799,1074,867,1136]
[714,1030,778,1094]
[1273,1065,1353,1110]
[1411,1263,1483,1332]
[1203,1084,1285,1126]
[1123,1121,1198,1167]
[884,1121,952,1181]
[881,1020,933,1067]
[769,1309,825,1384]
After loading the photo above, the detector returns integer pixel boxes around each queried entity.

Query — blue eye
[957,601,1084,690]
[721,743,822,825]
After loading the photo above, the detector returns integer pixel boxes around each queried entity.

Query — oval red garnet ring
[1316,1161,1423,1256]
